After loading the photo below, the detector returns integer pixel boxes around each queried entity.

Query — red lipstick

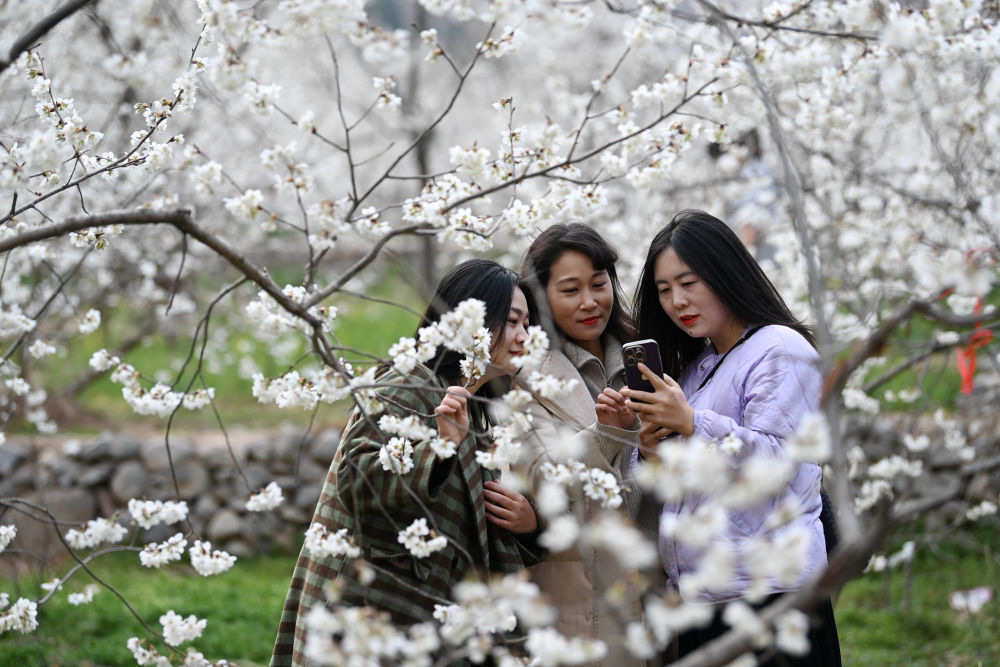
[680,315,698,326]
[579,316,600,325]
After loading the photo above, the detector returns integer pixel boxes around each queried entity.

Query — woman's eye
[593,282,607,289]
[682,281,696,287]
[561,288,578,294]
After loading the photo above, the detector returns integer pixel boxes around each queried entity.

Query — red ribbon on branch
[955,297,994,395]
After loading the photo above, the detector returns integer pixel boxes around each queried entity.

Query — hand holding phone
[622,339,664,395]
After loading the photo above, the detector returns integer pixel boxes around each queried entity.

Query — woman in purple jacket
[622,210,840,665]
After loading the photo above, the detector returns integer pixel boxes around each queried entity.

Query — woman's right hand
[435,386,471,444]
[596,387,638,429]
[622,363,696,437]
[638,420,670,460]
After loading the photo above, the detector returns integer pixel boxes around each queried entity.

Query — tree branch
[0,0,97,73]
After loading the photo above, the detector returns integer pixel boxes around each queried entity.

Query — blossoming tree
[1,0,998,665]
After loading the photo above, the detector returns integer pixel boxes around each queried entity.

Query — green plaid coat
[271,366,535,666]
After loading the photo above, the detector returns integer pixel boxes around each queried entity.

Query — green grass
[3,523,998,665]
[838,522,1000,666]
[1,550,291,666]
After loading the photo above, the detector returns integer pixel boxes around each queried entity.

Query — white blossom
[160,610,207,646]
[78,309,101,335]
[128,499,189,529]
[140,533,188,568]
[68,584,100,606]
[379,437,415,475]
[246,481,285,511]
[0,525,16,553]
[580,468,623,510]
[774,608,811,656]
[188,540,236,576]
[397,518,448,558]
[224,189,264,220]
[27,340,56,358]
[126,637,169,666]
[0,597,38,634]
[65,517,128,550]
[303,523,361,559]
[539,515,579,552]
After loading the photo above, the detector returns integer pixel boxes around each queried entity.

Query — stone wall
[0,427,340,574]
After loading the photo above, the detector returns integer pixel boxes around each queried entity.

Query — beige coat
[514,349,645,667]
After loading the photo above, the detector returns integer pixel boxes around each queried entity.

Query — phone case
[622,339,663,394]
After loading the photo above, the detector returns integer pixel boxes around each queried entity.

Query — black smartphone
[622,339,664,394]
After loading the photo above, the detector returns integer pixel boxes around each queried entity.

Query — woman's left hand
[622,362,696,436]
[596,387,638,429]
[484,480,538,534]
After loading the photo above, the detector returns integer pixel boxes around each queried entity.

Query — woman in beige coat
[483,223,654,665]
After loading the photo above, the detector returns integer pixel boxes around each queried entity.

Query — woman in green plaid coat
[271,260,543,666]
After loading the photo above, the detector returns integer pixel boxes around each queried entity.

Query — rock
[110,460,149,504]
[108,434,142,459]
[40,457,84,488]
[202,446,237,469]
[139,523,176,544]
[276,428,308,463]
[291,459,327,487]
[294,483,323,512]
[2,489,96,576]
[222,539,254,559]
[41,487,96,525]
[0,443,27,476]
[141,437,195,472]
[279,504,310,525]
[207,508,244,542]
[173,460,211,500]
[78,435,112,463]
[78,462,115,487]
[243,463,272,493]
[0,460,35,497]
[193,493,220,517]
[245,438,272,463]
[310,428,341,464]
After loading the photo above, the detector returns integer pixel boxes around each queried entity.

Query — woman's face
[490,287,531,373]
[654,246,745,354]
[545,250,614,347]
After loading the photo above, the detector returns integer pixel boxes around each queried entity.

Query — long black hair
[634,209,814,380]
[520,222,634,346]
[419,258,532,390]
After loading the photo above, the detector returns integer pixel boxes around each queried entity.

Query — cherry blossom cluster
[378,437,416,475]
[397,518,448,558]
[128,499,190,530]
[140,534,189,569]
[87,351,217,418]
[0,596,38,635]
[0,525,16,553]
[126,636,223,667]
[378,412,457,462]
[67,584,100,607]
[160,610,208,647]
[244,285,337,338]
[65,517,129,550]
[188,540,236,576]
[244,481,285,512]
[251,364,379,413]
[302,603,415,665]
[303,523,361,560]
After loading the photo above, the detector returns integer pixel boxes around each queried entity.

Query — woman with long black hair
[272,259,541,666]
[624,210,840,665]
